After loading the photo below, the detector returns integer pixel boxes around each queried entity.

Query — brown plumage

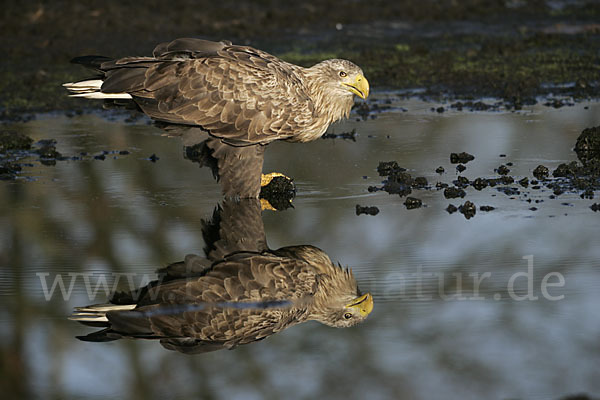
[178,131,268,198]
[71,199,373,354]
[64,38,370,146]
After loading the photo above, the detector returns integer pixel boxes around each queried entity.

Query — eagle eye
[339,71,347,78]
[343,312,353,320]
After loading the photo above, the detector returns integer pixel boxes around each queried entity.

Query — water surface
[1,98,600,400]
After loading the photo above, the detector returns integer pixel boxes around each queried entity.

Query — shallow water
[1,98,600,400]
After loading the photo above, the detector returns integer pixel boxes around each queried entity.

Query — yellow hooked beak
[346,293,374,317]
[343,74,370,99]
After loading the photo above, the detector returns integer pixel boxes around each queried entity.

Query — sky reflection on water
[1,99,599,399]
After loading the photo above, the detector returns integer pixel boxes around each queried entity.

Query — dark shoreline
[1,0,599,120]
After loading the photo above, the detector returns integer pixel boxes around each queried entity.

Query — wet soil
[370,125,600,219]
[575,126,600,165]
[450,152,475,164]
[403,197,423,210]
[0,129,136,179]
[356,205,380,216]
[1,0,599,119]
[322,129,357,141]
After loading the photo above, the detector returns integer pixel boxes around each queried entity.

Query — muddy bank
[0,129,135,179]
[1,0,599,119]
[369,125,600,218]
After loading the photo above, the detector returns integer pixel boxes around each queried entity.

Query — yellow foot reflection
[260,198,277,211]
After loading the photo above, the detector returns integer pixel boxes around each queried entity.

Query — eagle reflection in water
[71,198,373,354]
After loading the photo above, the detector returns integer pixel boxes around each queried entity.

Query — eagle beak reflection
[343,74,370,99]
[346,293,374,317]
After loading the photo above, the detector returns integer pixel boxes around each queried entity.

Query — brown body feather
[111,253,320,353]
[73,199,367,354]
[70,38,366,145]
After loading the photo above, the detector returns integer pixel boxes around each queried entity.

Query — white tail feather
[68,315,110,322]
[70,303,136,323]
[63,79,103,90]
[63,80,132,100]
[75,304,137,312]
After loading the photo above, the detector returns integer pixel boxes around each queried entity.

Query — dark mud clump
[472,177,489,191]
[353,101,393,121]
[372,162,432,198]
[450,152,475,164]
[371,124,600,216]
[496,164,510,175]
[0,162,22,180]
[356,205,379,216]
[0,130,129,179]
[446,204,458,214]
[0,131,33,152]
[377,161,405,177]
[35,139,62,165]
[450,101,499,112]
[497,186,520,196]
[0,132,51,176]
[544,126,600,196]
[591,203,600,212]
[548,160,600,196]
[404,197,422,210]
[575,126,600,166]
[544,99,575,109]
[0,131,32,179]
[322,129,357,141]
[384,176,412,197]
[518,177,529,187]
[459,201,477,219]
[444,186,466,199]
[533,165,550,180]
[453,176,470,188]
[376,161,413,197]
[412,176,428,188]
[479,205,495,212]
[260,176,296,211]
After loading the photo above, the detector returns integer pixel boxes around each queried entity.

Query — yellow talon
[261,172,289,187]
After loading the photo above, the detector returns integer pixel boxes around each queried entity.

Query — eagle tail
[63,79,133,99]
[71,303,158,342]
[76,328,122,342]
[69,303,136,326]
[70,303,136,342]
[65,54,159,100]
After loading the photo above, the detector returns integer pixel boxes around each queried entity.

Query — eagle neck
[302,66,354,127]
[308,263,358,321]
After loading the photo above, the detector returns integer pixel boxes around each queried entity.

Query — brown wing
[107,254,318,353]
[124,41,316,145]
